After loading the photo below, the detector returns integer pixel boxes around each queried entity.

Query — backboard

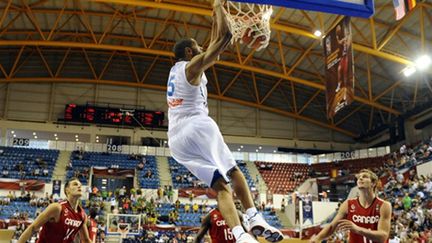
[229,0,375,18]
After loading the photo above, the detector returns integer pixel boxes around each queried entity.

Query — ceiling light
[75,135,79,138]
[259,146,262,150]
[34,136,38,139]
[54,134,57,137]
[313,30,322,37]
[240,145,243,149]
[32,132,36,136]
[96,136,99,139]
[415,55,431,70]
[55,137,58,140]
[75,138,79,142]
[13,134,16,138]
[256,149,259,152]
[273,150,277,153]
[11,131,14,134]
[96,140,99,143]
[403,66,416,77]
[237,148,241,151]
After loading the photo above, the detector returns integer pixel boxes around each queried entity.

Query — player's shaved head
[173,38,194,61]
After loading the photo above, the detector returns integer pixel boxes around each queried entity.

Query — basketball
[241,27,267,49]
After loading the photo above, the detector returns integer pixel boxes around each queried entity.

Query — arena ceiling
[0,0,431,140]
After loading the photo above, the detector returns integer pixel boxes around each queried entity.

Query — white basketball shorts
[168,115,236,187]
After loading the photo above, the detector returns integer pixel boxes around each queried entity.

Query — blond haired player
[310,169,391,243]
[18,178,92,243]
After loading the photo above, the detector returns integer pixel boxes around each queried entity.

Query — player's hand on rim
[335,219,360,234]
[213,0,226,7]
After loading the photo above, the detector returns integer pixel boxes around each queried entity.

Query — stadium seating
[237,161,257,190]
[168,157,202,188]
[0,146,59,182]
[0,201,38,220]
[255,162,309,194]
[66,152,159,188]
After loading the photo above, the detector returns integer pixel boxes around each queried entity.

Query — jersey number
[167,75,175,97]
[224,228,234,241]
[64,228,75,240]
[363,236,372,243]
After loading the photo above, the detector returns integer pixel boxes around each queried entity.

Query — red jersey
[209,209,235,243]
[346,197,388,243]
[37,200,86,243]
[88,217,98,243]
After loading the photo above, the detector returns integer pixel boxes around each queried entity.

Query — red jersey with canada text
[346,197,389,243]
[209,208,235,243]
[37,200,86,243]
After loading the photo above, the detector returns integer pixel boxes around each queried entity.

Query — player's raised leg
[230,168,284,242]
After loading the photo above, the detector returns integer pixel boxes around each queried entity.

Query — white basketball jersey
[167,61,209,130]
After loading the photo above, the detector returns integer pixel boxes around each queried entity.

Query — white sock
[232,225,246,240]
[246,207,258,219]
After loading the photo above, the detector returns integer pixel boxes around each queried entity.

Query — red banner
[177,188,217,199]
[92,168,135,177]
[323,16,354,118]
[0,179,44,191]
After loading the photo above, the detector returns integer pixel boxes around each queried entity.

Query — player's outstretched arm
[336,201,391,243]
[194,213,211,243]
[309,201,348,243]
[18,203,62,243]
[186,0,232,85]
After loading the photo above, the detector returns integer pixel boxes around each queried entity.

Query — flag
[393,0,417,20]
[393,0,406,20]
[405,0,417,10]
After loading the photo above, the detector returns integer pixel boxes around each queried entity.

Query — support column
[1,127,7,146]
[3,83,10,119]
[256,108,260,137]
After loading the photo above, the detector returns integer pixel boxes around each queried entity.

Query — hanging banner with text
[323,16,355,118]
[52,180,61,195]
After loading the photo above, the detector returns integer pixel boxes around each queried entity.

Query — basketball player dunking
[310,169,391,243]
[18,178,92,243]
[167,0,282,242]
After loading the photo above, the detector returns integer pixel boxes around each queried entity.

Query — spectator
[192,203,199,213]
[402,193,412,210]
[145,169,152,178]
[137,161,144,170]
[2,167,8,177]
[281,198,286,212]
[33,168,40,177]
[184,203,191,213]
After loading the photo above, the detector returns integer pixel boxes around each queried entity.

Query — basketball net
[223,1,273,50]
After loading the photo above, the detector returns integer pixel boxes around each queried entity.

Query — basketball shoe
[236,232,259,243]
[248,212,284,242]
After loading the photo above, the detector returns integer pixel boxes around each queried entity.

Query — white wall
[284,202,296,226]
[416,161,432,178]
[298,201,338,226]
[0,83,360,148]
[297,178,318,196]
[311,201,339,224]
